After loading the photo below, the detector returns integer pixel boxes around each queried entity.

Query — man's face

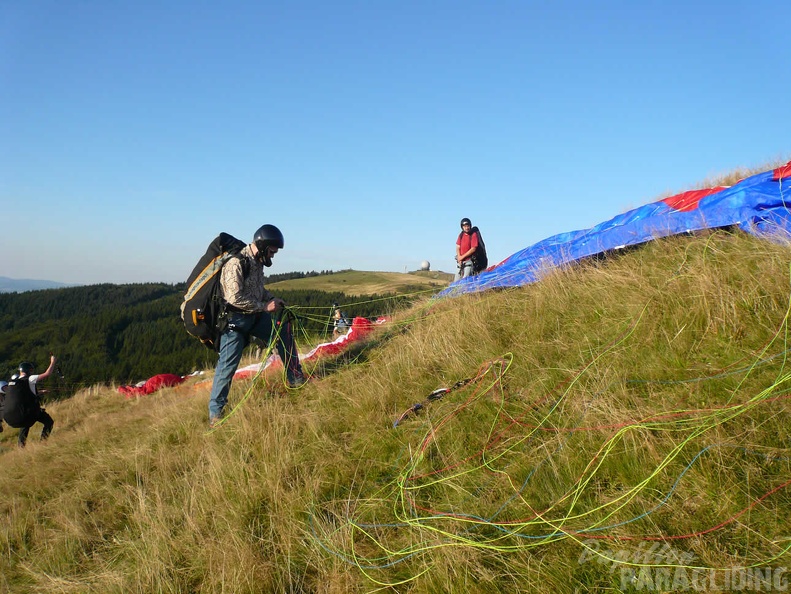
[267,246,279,260]
[462,223,471,234]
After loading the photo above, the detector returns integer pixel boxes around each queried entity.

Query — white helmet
[0,380,7,395]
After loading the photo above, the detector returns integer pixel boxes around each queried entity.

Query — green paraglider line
[205,306,308,433]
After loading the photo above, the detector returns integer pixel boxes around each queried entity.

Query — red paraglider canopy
[117,316,386,396]
[233,316,382,379]
[118,373,187,398]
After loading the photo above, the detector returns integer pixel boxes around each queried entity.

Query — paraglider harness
[458,226,488,273]
[2,376,41,429]
[181,233,250,351]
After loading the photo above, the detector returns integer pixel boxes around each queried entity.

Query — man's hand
[265,298,286,313]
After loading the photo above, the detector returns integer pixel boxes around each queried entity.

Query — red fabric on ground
[118,373,186,398]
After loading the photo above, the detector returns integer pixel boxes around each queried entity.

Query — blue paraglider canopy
[440,161,791,297]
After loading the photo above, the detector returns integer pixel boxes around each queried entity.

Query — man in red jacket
[455,217,479,280]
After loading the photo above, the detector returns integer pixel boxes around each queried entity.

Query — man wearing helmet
[208,224,306,427]
[455,218,480,280]
[2,355,56,447]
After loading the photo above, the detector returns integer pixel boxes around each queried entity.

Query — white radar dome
[420,260,430,271]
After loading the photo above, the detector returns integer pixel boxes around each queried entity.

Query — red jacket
[457,231,479,263]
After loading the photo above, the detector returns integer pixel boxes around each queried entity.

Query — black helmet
[460,217,472,229]
[253,224,285,267]
[18,361,35,375]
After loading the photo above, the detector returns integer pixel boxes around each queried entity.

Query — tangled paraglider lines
[307,296,791,587]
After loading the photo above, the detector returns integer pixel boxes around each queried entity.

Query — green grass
[267,269,452,296]
[3,228,791,592]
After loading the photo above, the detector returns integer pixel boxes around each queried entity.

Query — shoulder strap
[241,254,252,278]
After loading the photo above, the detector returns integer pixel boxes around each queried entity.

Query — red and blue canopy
[441,161,791,297]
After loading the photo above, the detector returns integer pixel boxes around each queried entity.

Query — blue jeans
[208,311,302,420]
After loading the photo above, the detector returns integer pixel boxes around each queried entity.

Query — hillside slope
[2,231,791,593]
[267,269,452,295]
[0,272,440,386]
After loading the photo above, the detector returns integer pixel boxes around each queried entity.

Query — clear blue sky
[1,1,789,285]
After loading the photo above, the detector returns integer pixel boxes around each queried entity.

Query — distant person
[455,217,480,280]
[332,308,351,338]
[2,356,57,447]
[208,224,306,428]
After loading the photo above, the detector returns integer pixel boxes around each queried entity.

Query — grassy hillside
[268,269,452,296]
[0,275,437,388]
[3,231,791,593]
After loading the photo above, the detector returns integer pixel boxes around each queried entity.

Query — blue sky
[1,1,789,285]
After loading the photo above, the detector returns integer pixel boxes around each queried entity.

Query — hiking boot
[287,372,307,388]
[208,417,221,429]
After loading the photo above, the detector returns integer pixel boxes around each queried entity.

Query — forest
[0,282,412,397]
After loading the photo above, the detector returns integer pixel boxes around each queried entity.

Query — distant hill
[0,271,452,296]
[0,270,447,386]
[0,276,79,293]
[267,269,453,295]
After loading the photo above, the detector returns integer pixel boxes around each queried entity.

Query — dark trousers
[18,408,54,447]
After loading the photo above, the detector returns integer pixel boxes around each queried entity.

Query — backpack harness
[181,233,252,351]
[2,376,39,429]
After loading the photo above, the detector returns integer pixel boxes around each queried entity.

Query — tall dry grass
[2,230,791,593]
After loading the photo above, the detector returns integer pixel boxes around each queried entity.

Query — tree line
[263,269,346,282]
[0,283,413,398]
